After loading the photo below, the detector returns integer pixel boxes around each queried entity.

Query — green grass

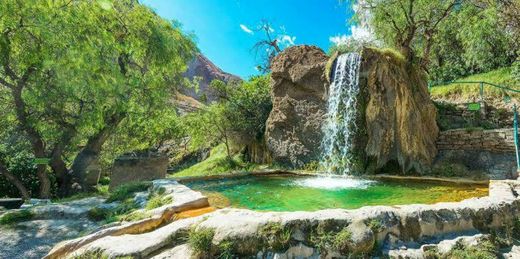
[171,144,256,178]
[0,210,34,225]
[106,182,152,203]
[53,185,110,203]
[430,67,519,101]
[145,194,172,210]
[188,227,215,256]
[259,222,292,251]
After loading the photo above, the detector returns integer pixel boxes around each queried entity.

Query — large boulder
[265,46,439,173]
[265,46,330,167]
[359,48,439,173]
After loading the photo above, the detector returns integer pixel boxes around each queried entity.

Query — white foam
[290,177,376,190]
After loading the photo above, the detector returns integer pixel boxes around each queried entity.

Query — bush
[513,59,520,83]
[446,240,498,259]
[87,207,111,222]
[259,222,292,251]
[0,153,52,198]
[106,181,152,203]
[0,210,34,225]
[188,227,215,256]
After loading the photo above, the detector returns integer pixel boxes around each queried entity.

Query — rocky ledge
[46,180,520,258]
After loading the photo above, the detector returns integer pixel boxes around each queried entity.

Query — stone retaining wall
[435,128,518,179]
[437,128,515,152]
[436,101,512,130]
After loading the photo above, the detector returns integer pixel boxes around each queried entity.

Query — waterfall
[320,53,362,175]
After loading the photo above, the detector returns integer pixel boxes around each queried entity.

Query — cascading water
[320,52,362,175]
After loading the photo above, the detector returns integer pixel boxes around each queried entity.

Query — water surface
[185,175,488,212]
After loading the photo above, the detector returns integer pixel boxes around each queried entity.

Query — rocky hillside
[179,54,241,103]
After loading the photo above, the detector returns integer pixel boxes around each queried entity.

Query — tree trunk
[11,86,52,199]
[71,112,124,191]
[50,130,76,197]
[0,162,30,200]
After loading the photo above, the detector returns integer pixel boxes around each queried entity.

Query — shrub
[188,227,215,257]
[0,210,34,225]
[446,240,498,259]
[87,199,140,223]
[106,181,152,203]
[259,222,292,251]
[217,240,234,259]
[513,59,520,83]
[87,207,111,222]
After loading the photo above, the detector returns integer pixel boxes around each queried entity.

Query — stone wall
[109,155,168,190]
[435,128,518,179]
[437,128,516,152]
[436,101,513,130]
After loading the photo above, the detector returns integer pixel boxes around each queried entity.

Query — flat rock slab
[45,179,209,259]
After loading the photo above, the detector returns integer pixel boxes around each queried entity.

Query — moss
[188,227,215,257]
[106,181,152,203]
[0,209,34,225]
[259,222,292,252]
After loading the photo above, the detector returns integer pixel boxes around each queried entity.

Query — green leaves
[0,0,197,191]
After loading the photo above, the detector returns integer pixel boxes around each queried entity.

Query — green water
[185,175,488,212]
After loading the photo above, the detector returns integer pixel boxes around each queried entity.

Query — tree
[356,0,458,67]
[183,76,272,159]
[0,0,197,196]
[427,1,517,81]
[252,20,295,73]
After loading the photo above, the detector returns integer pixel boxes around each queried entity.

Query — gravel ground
[0,219,98,259]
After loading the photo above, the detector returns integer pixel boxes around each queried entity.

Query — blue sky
[141,0,354,78]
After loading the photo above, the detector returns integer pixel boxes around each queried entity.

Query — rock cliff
[265,46,329,167]
[180,54,241,103]
[265,46,439,173]
[360,48,439,173]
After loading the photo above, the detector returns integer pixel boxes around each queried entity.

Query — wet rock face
[359,48,439,173]
[265,45,329,168]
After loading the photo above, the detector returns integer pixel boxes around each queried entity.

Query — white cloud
[278,35,296,47]
[329,25,377,47]
[240,24,254,35]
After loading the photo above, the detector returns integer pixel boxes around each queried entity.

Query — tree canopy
[0,0,197,197]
